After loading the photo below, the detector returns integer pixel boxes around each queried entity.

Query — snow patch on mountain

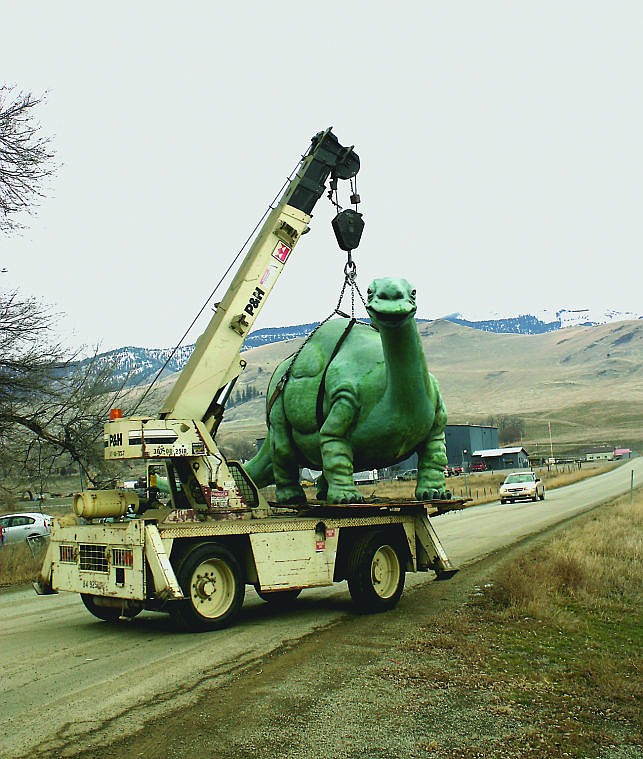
[442,307,641,332]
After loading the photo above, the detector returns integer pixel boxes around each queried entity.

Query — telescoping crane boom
[101,128,361,517]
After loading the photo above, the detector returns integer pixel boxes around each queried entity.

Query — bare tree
[486,414,526,445]
[0,290,133,490]
[0,86,56,232]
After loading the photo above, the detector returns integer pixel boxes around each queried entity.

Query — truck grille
[228,461,259,508]
[79,544,108,573]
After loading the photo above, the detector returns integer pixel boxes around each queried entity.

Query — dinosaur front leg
[319,383,363,503]
[269,397,306,505]
[416,395,449,501]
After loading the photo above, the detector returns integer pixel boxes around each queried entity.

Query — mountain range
[214,316,642,459]
[83,307,641,389]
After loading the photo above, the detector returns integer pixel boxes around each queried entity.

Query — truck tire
[171,543,244,631]
[255,586,302,605]
[81,593,124,622]
[347,530,405,613]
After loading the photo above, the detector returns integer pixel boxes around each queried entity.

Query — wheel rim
[370,545,400,599]
[189,558,236,619]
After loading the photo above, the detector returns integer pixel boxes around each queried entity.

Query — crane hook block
[332,209,364,252]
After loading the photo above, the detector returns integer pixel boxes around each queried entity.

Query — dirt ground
[57,515,640,759]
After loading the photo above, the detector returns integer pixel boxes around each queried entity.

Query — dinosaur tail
[244,429,274,488]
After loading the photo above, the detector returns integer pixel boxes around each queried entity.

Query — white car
[0,512,53,546]
[499,472,545,504]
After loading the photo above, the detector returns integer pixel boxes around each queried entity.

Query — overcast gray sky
[1,1,641,352]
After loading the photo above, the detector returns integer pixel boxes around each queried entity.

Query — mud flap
[33,541,57,595]
[414,512,459,580]
[144,524,184,601]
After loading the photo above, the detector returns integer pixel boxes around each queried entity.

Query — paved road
[1,459,640,758]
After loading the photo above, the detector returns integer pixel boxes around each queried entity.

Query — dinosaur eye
[411,289,417,299]
[367,288,374,299]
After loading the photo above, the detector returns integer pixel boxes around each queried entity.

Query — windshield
[504,474,535,484]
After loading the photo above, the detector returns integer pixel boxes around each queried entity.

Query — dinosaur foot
[416,487,451,501]
[326,487,365,504]
[275,483,307,505]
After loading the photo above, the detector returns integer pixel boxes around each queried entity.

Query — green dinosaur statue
[245,277,448,504]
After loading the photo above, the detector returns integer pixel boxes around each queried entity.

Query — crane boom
[160,128,359,432]
[102,128,361,515]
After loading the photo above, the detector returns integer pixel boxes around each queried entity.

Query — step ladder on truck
[35,128,463,631]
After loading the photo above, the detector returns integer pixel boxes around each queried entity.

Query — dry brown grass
[487,491,642,618]
[349,461,619,506]
[0,541,45,587]
[379,489,643,757]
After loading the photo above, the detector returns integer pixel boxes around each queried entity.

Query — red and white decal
[272,241,291,264]
[325,528,335,538]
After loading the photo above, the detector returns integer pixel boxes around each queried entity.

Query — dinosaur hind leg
[269,397,306,505]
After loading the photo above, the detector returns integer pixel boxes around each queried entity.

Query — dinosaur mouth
[367,306,416,327]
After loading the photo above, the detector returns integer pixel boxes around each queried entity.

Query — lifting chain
[265,170,368,421]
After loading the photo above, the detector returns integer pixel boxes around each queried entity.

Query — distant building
[445,425,499,470]
[585,447,614,462]
[471,447,530,470]
[613,448,633,460]
[392,425,500,474]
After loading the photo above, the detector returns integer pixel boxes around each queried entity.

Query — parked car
[0,512,53,546]
[499,472,545,504]
[396,468,418,481]
[470,462,487,472]
[451,466,463,476]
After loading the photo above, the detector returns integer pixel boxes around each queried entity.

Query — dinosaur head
[366,278,417,328]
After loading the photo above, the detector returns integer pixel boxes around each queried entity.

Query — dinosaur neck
[379,321,428,409]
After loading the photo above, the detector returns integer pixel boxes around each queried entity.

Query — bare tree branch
[0,86,57,233]
[0,291,131,489]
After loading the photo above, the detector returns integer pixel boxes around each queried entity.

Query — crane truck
[35,128,461,631]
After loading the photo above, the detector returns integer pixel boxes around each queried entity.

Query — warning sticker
[272,242,291,264]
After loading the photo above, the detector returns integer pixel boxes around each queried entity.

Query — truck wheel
[348,530,405,613]
[255,586,302,605]
[540,491,545,501]
[172,543,244,631]
[81,594,123,622]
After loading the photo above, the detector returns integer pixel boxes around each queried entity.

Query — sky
[1,1,642,353]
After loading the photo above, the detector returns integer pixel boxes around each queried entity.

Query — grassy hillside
[216,318,642,459]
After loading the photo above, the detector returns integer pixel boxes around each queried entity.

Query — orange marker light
[109,408,123,421]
